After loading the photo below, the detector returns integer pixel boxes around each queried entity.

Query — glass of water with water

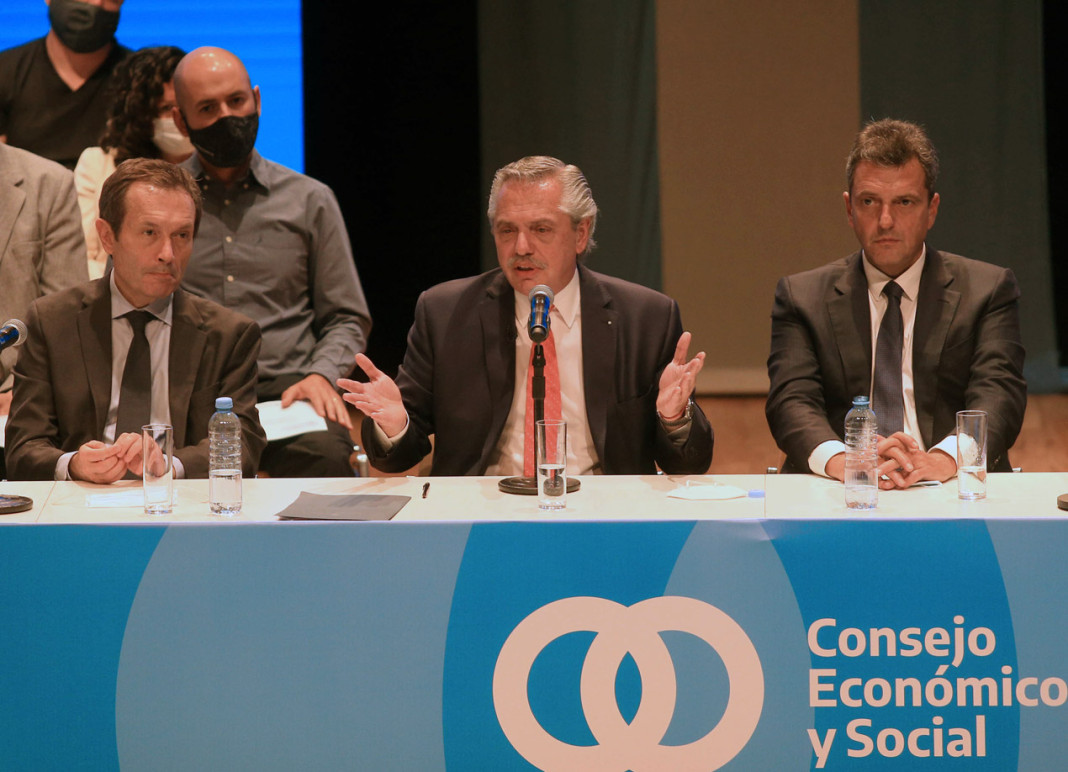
[142,423,174,515]
[956,410,987,500]
[536,419,567,510]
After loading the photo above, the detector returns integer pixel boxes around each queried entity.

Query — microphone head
[528,285,555,304]
[1,318,27,348]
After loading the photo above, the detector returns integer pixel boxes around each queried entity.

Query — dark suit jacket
[0,142,88,385]
[766,249,1026,473]
[364,265,713,475]
[5,278,268,480]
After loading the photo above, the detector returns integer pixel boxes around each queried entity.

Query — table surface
[3,472,1066,524]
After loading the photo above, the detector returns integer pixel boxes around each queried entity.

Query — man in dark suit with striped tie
[766,119,1026,488]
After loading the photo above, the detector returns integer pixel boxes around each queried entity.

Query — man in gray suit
[766,119,1026,488]
[0,142,88,477]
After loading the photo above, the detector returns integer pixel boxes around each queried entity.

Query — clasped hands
[70,433,146,483]
[828,431,956,489]
[337,332,705,437]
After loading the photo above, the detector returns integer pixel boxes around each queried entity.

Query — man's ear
[96,218,116,256]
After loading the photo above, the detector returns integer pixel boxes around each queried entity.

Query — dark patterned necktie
[115,310,153,437]
[872,281,904,436]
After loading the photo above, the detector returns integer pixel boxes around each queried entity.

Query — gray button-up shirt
[181,151,371,396]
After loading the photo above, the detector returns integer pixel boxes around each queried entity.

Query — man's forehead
[852,160,927,190]
[184,73,253,103]
[124,184,194,218]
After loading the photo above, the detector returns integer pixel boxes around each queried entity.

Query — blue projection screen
[0,0,303,172]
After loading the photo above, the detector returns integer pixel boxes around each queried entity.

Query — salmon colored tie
[524,330,561,476]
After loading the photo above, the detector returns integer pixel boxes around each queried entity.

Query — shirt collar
[862,244,926,302]
[109,272,174,324]
[512,269,581,331]
[184,149,268,193]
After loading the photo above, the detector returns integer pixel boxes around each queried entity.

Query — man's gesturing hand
[338,353,407,438]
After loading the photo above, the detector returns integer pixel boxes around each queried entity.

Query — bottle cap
[1058,494,1068,512]
[215,396,234,411]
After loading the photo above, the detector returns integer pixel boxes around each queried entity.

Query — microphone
[0,319,27,352]
[527,285,554,344]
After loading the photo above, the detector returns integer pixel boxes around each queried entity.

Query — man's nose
[157,238,175,263]
[878,204,894,229]
[515,230,533,255]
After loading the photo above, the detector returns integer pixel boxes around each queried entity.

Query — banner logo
[493,596,764,771]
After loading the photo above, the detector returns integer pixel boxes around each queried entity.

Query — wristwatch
[658,398,693,428]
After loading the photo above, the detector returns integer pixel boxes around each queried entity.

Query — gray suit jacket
[364,265,713,476]
[766,249,1026,472]
[5,278,267,480]
[0,143,88,385]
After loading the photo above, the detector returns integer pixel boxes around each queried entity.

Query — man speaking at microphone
[340,156,712,476]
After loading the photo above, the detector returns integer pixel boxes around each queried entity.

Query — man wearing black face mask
[0,0,129,170]
[174,47,372,478]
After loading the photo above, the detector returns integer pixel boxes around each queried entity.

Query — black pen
[422,482,430,499]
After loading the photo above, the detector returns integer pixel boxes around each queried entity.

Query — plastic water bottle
[209,396,242,516]
[844,395,878,510]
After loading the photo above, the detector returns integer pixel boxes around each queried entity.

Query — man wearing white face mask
[0,0,130,169]
[75,46,194,277]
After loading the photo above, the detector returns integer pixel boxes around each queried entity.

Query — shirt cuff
[172,457,186,479]
[372,413,410,449]
[931,434,959,474]
[809,440,846,477]
[55,451,76,481]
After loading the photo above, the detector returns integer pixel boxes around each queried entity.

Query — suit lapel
[828,253,873,400]
[168,291,207,448]
[77,281,115,435]
[478,273,517,464]
[913,250,958,447]
[579,265,616,464]
[0,166,26,268]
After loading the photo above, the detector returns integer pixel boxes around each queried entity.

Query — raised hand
[338,353,408,438]
[656,331,705,421]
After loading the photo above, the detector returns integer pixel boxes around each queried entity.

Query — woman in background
[75,45,192,277]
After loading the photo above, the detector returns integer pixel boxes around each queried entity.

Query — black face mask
[184,113,259,168]
[48,0,120,54]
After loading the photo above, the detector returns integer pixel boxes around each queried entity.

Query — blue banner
[1,520,1065,770]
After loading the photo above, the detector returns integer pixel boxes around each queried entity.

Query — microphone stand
[532,342,546,427]
[499,340,579,496]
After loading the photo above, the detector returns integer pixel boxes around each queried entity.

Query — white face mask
[152,116,194,158]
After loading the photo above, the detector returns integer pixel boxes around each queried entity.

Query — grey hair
[487,156,598,254]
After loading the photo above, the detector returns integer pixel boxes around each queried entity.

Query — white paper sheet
[257,400,329,441]
[668,483,749,501]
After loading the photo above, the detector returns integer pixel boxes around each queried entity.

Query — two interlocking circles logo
[493,596,764,771]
